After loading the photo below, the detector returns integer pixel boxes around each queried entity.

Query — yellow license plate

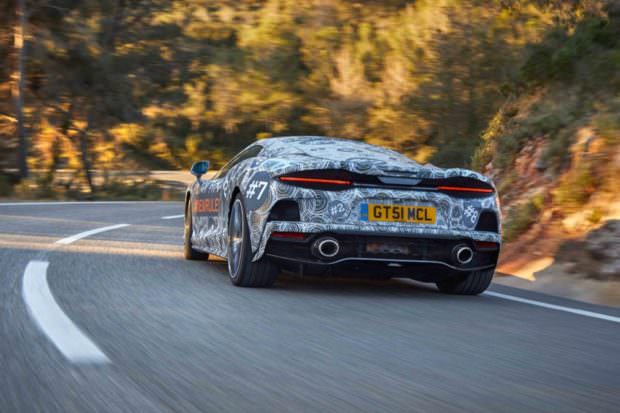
[360,203,436,224]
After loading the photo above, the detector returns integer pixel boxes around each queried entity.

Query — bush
[471,144,492,172]
[13,176,58,200]
[593,100,620,145]
[496,172,517,200]
[493,133,521,170]
[520,16,614,85]
[502,195,544,242]
[540,128,576,172]
[8,171,175,201]
[0,174,15,197]
[97,178,165,201]
[553,162,599,210]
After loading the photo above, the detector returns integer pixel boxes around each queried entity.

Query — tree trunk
[79,112,95,195]
[14,0,28,179]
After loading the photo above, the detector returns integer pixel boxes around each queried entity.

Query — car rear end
[259,168,501,282]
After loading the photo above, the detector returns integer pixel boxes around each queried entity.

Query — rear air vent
[267,200,300,221]
[475,211,499,233]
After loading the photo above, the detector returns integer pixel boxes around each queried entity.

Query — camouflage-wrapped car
[184,136,500,294]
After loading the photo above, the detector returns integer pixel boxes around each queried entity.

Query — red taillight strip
[271,232,307,240]
[437,186,493,193]
[279,177,352,186]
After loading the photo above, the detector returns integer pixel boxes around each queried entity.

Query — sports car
[184,136,501,294]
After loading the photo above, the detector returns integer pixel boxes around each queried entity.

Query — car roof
[259,135,374,149]
[256,135,413,162]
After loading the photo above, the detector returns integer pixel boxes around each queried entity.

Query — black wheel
[184,201,210,260]
[227,195,278,287]
[436,268,494,295]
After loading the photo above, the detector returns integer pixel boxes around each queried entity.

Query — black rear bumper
[264,232,499,281]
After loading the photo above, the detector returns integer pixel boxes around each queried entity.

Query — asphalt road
[1,202,619,412]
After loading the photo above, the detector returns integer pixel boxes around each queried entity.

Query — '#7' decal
[245,172,271,210]
[247,181,268,199]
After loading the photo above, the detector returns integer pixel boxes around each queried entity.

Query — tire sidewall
[184,202,192,247]
[228,197,251,283]
[184,201,194,259]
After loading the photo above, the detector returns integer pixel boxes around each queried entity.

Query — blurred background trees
[0,0,618,199]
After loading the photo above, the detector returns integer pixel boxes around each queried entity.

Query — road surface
[1,202,619,412]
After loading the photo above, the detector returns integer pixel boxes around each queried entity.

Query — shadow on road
[272,275,442,298]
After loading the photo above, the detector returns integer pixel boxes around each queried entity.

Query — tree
[14,0,27,178]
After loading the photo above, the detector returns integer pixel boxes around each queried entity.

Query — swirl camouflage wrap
[186,136,501,262]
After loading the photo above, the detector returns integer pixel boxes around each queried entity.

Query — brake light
[474,241,499,250]
[279,177,352,186]
[437,186,493,193]
[271,232,307,240]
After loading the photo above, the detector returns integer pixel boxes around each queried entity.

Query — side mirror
[190,160,210,179]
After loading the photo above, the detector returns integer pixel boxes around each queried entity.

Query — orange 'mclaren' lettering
[194,197,220,213]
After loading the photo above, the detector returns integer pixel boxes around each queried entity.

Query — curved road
[1,202,619,412]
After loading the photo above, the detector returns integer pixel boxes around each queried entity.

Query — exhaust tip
[313,237,340,259]
[453,245,474,265]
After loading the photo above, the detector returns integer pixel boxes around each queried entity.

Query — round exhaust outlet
[452,245,474,265]
[313,237,340,258]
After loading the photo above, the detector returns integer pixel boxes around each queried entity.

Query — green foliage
[593,98,620,145]
[472,81,598,174]
[540,128,576,172]
[3,0,580,176]
[9,173,173,201]
[12,176,58,200]
[553,162,599,210]
[1,0,617,191]
[97,179,166,201]
[520,15,618,86]
[503,195,544,242]
[0,175,13,197]
[496,172,517,200]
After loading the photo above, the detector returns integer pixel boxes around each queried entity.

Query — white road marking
[161,214,184,220]
[484,291,620,323]
[22,260,110,363]
[55,224,129,245]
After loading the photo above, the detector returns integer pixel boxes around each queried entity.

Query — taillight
[271,232,307,240]
[437,186,494,194]
[279,177,352,186]
[474,241,499,250]
[276,170,495,196]
[432,178,495,197]
[278,170,356,190]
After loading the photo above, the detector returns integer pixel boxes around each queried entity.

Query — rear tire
[184,201,210,260]
[227,196,278,287]
[436,268,494,295]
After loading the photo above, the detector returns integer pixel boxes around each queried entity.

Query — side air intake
[267,200,300,221]
[475,210,499,233]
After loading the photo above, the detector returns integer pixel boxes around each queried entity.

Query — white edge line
[22,260,110,363]
[161,214,184,220]
[484,291,620,323]
[55,224,129,245]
